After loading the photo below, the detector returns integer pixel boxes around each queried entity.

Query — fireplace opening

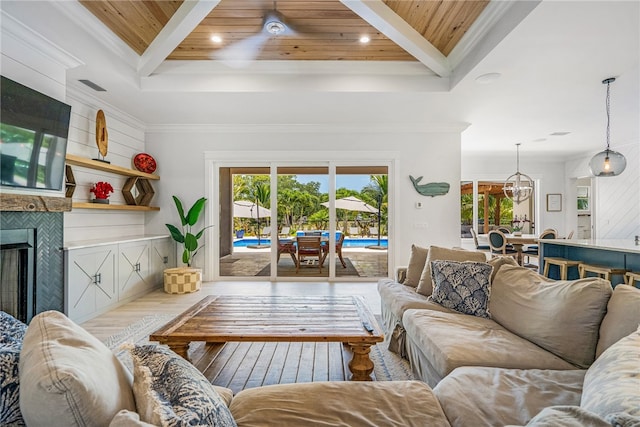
[0,229,35,322]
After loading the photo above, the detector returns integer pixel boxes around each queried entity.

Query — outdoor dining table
[504,234,538,266]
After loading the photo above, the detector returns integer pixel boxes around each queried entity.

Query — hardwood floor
[81,280,382,393]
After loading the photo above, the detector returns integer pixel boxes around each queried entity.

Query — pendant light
[589,77,626,177]
[503,143,533,204]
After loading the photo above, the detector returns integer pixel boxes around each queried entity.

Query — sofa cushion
[378,279,454,324]
[129,344,236,427]
[403,309,575,384]
[0,311,26,426]
[404,244,429,287]
[490,265,612,368]
[581,327,640,421]
[19,310,136,427]
[230,381,449,427]
[523,406,611,427]
[434,367,586,427]
[109,410,156,427]
[416,246,487,296]
[595,284,640,357]
[487,256,519,282]
[430,260,493,318]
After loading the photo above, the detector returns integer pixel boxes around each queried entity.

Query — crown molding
[1,10,83,69]
[66,86,146,131]
[145,122,470,134]
[49,1,139,68]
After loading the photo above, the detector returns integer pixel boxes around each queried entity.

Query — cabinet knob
[134,262,141,272]
[163,256,169,264]
[93,273,101,284]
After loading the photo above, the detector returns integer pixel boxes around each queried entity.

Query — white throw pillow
[19,310,136,427]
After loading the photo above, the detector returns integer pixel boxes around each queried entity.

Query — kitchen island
[539,238,640,285]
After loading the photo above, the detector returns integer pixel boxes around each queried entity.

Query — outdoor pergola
[460,182,508,234]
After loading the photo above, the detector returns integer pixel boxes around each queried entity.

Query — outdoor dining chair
[296,236,324,272]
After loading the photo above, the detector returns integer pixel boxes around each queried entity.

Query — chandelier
[589,77,627,177]
[503,143,533,204]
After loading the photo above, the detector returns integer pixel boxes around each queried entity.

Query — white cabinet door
[151,237,176,287]
[66,245,117,322]
[118,241,151,301]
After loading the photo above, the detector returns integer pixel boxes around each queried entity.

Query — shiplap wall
[565,141,640,239]
[63,89,149,243]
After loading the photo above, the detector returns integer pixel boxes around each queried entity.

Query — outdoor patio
[219,246,388,278]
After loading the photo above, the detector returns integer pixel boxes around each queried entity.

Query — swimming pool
[233,238,387,248]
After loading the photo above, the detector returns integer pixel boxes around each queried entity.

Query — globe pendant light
[589,77,626,177]
[503,143,533,204]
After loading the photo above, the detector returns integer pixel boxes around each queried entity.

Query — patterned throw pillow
[430,260,493,318]
[0,312,27,426]
[129,345,237,427]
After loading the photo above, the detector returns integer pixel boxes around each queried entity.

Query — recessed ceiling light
[211,35,222,43]
[475,72,501,84]
[550,132,571,136]
[532,138,547,142]
[359,35,370,44]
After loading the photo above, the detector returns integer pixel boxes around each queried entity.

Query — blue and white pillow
[0,311,27,426]
[129,345,236,427]
[430,260,493,318]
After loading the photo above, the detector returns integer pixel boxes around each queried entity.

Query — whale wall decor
[409,176,450,197]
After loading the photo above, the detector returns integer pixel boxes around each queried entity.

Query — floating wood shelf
[65,154,159,180]
[72,203,160,211]
[66,154,160,211]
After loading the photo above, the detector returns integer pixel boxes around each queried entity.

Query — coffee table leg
[348,343,374,381]
[167,341,191,362]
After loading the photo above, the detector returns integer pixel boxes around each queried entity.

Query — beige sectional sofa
[378,245,640,426]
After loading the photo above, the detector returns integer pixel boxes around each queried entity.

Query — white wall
[145,125,465,277]
[462,153,566,234]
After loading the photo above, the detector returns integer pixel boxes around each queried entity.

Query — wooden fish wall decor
[409,176,450,197]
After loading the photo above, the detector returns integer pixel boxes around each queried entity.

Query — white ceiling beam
[340,0,451,77]
[137,0,221,77]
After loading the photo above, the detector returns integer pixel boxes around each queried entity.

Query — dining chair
[470,228,490,251]
[296,236,324,272]
[523,229,558,265]
[496,226,512,234]
[488,230,517,258]
[277,239,296,264]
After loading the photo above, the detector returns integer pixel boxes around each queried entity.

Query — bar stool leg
[543,262,550,277]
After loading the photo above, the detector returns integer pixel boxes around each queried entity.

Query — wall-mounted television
[0,76,71,192]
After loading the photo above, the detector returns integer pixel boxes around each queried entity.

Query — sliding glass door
[217,163,389,280]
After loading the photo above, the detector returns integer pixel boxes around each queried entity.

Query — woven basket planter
[163,267,202,294]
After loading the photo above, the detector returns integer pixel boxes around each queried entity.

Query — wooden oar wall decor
[94,109,109,163]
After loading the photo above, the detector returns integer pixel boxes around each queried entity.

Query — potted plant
[90,181,114,203]
[163,196,209,294]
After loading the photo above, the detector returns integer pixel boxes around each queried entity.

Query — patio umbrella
[233,200,271,218]
[233,200,271,247]
[322,196,377,235]
[321,196,377,213]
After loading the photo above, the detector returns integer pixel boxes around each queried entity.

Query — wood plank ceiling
[80,0,489,62]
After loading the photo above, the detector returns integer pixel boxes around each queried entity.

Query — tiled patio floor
[219,247,388,278]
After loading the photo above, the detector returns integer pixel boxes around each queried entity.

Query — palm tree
[366,175,388,245]
[251,182,271,246]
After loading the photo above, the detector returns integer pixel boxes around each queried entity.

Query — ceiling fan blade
[213,33,269,68]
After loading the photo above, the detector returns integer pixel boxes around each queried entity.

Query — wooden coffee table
[150,295,384,381]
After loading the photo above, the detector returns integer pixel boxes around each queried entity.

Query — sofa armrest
[396,266,408,283]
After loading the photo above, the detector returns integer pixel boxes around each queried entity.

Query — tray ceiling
[80,0,489,64]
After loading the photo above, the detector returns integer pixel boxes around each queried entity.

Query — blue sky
[296,175,373,193]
